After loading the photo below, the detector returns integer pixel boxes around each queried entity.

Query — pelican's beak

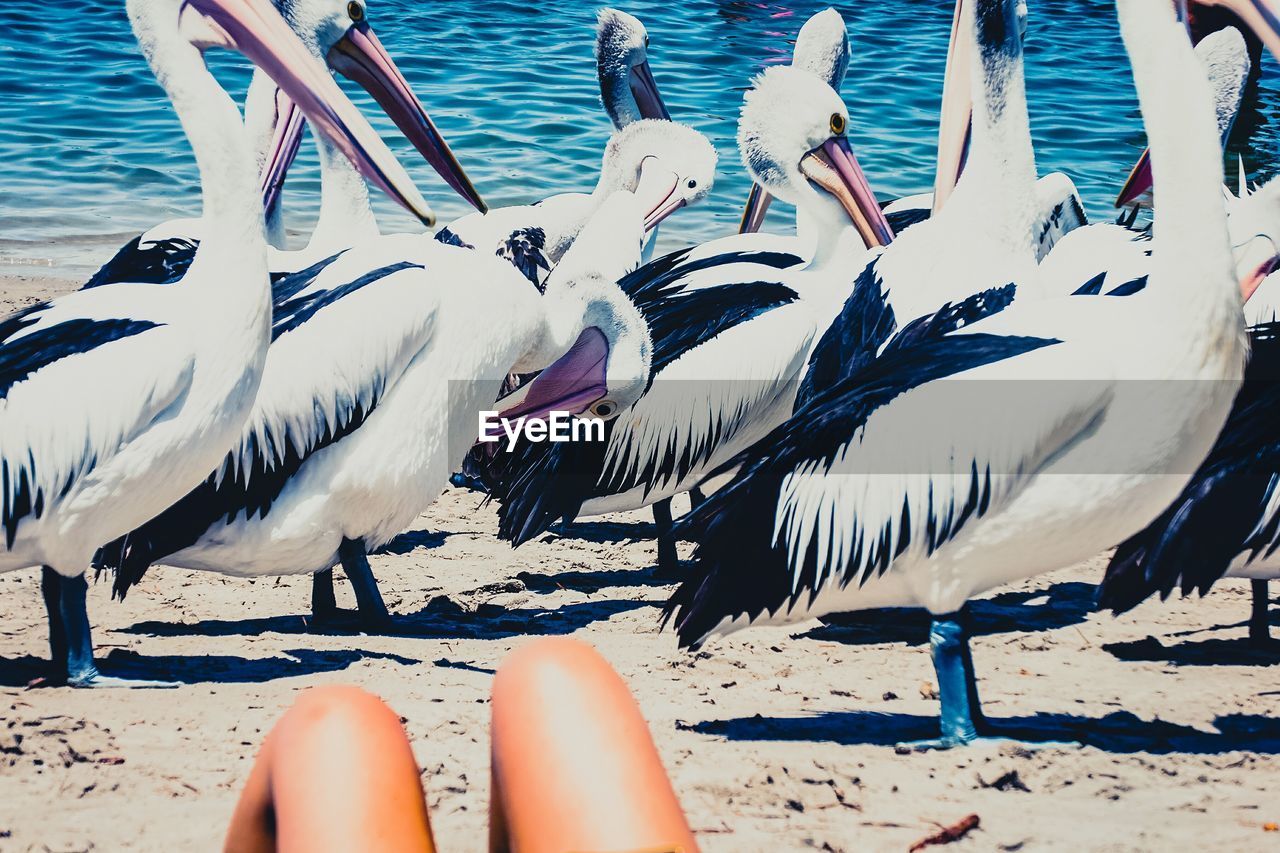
[629,60,671,121]
[1235,234,1280,301]
[933,0,972,214]
[799,137,894,248]
[1197,0,1280,59]
[633,158,688,233]
[493,328,611,427]
[330,22,487,213]
[738,183,773,234]
[260,88,304,217]
[181,0,434,225]
[1114,147,1153,209]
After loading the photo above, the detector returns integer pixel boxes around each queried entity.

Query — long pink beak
[800,137,894,248]
[260,87,304,217]
[495,328,611,425]
[933,0,973,214]
[629,60,671,121]
[185,0,433,225]
[329,22,488,213]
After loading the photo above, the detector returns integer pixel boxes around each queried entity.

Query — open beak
[933,0,973,214]
[799,137,894,248]
[1235,235,1280,301]
[629,60,671,121]
[493,328,611,427]
[329,22,488,213]
[738,183,773,234]
[260,87,304,218]
[182,0,434,225]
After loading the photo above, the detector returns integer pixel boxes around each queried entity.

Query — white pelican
[435,9,688,285]
[5,0,427,686]
[1096,175,1280,644]
[666,0,1255,749]
[477,65,894,577]
[873,0,1088,259]
[82,0,486,288]
[96,143,714,632]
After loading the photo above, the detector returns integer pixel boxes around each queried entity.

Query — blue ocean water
[1,0,1279,277]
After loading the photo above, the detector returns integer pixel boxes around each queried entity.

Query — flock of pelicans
[7,0,1280,752]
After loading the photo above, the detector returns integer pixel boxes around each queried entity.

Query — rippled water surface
[2,0,1280,275]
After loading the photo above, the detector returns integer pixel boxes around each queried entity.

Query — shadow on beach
[684,710,1280,755]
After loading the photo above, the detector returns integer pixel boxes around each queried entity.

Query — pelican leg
[338,538,391,631]
[688,487,706,512]
[1250,580,1272,647]
[40,567,68,681]
[652,499,681,578]
[55,571,175,688]
[897,609,1078,752]
[312,569,338,621]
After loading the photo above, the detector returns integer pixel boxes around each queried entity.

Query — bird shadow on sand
[0,646,420,687]
[546,519,656,544]
[118,596,650,641]
[1103,633,1280,666]
[375,529,451,555]
[514,565,675,594]
[798,581,1097,647]
[684,710,1280,754]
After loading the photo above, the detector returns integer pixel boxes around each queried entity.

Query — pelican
[477,64,893,577]
[436,8,684,285]
[3,0,427,685]
[666,0,1253,749]
[95,133,717,631]
[83,0,486,289]
[872,0,1088,259]
[1096,175,1280,644]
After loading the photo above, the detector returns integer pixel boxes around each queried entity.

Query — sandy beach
[1,273,1278,852]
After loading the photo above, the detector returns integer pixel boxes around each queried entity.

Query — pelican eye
[644,35,650,48]
[830,113,847,136]
[347,1,365,22]
[590,400,617,418]
[687,179,697,189]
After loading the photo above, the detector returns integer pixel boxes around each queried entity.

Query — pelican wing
[481,246,804,545]
[1100,322,1280,612]
[0,296,192,548]
[100,260,433,595]
[666,292,1087,648]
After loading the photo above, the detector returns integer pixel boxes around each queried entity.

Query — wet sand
[1,274,1278,851]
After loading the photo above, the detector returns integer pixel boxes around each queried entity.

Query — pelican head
[130,0,431,222]
[259,0,487,218]
[792,8,851,89]
[739,7,852,233]
[495,192,655,427]
[597,120,718,232]
[739,66,891,247]
[1225,173,1280,300]
[596,8,670,128]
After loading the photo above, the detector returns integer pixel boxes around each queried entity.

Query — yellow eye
[347,1,365,21]
[830,113,847,136]
[590,400,617,419]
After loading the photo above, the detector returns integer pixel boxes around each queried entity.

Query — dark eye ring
[830,112,847,135]
[687,179,697,189]
[347,1,365,22]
